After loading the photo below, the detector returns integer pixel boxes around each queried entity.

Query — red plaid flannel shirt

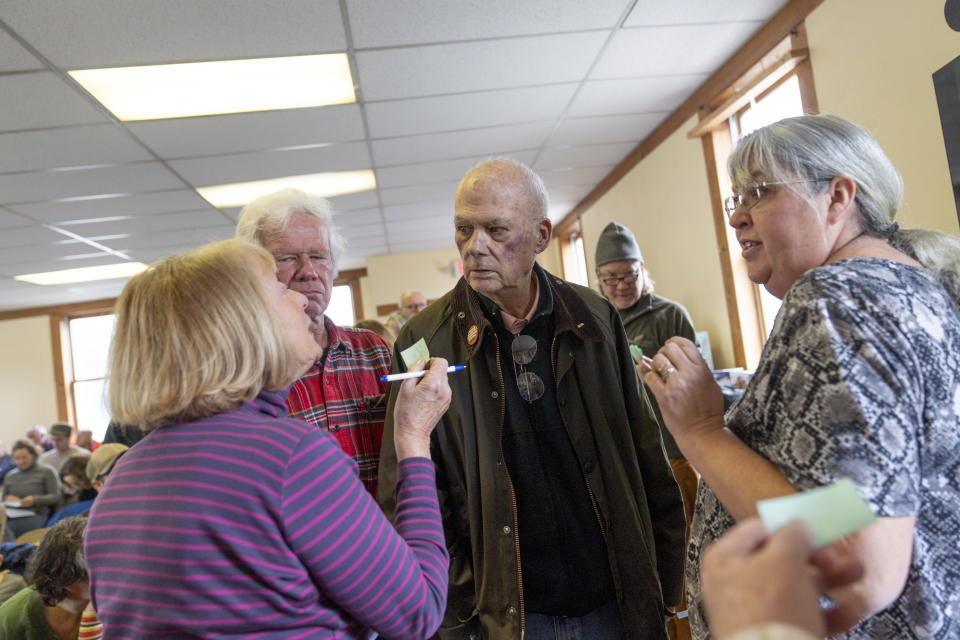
[286,317,391,495]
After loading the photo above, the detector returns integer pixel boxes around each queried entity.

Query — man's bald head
[455,158,549,223]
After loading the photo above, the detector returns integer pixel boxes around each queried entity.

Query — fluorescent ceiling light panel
[197,170,377,208]
[69,54,355,121]
[16,262,148,285]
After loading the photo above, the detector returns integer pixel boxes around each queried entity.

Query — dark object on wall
[933,55,960,225]
[946,0,960,31]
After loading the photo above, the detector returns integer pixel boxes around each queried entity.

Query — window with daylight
[68,313,116,440]
[326,284,356,326]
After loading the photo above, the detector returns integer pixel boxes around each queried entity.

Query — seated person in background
[0,552,27,607]
[84,444,127,494]
[73,431,98,453]
[49,457,97,527]
[0,516,101,640]
[48,445,127,529]
[384,290,427,334]
[355,318,397,349]
[701,518,864,640]
[3,440,59,539]
[0,441,14,484]
[26,425,52,453]
[87,239,450,639]
[38,424,89,474]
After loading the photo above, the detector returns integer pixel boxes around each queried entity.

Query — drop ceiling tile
[379,181,461,206]
[544,183,594,203]
[548,113,663,146]
[0,164,184,206]
[533,142,635,171]
[0,0,346,67]
[625,0,788,26]
[0,124,154,173]
[567,75,707,117]
[386,217,452,236]
[168,142,371,186]
[547,200,580,221]
[131,244,210,263]
[0,208,33,229]
[106,225,234,251]
[539,165,614,189]
[339,252,380,270]
[591,22,762,78]
[0,225,63,249]
[383,200,453,222]
[388,238,454,254]
[0,241,112,266]
[341,222,384,238]
[376,151,537,189]
[0,72,110,132]
[10,190,210,223]
[127,105,366,159]
[0,252,120,278]
[365,84,578,138]
[56,209,228,237]
[345,233,389,250]
[371,121,554,166]
[336,207,383,226]
[346,0,626,48]
[328,191,380,213]
[0,28,42,72]
[357,32,607,101]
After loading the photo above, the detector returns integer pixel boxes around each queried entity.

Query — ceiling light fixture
[69,54,355,121]
[196,170,377,208]
[15,262,148,285]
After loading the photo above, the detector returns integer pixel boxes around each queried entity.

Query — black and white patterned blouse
[688,258,960,639]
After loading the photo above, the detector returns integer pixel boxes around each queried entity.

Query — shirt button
[507,606,517,616]
[502,525,511,535]
[457,312,466,319]
[491,391,499,399]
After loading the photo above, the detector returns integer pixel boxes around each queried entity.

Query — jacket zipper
[495,338,525,638]
[551,336,623,605]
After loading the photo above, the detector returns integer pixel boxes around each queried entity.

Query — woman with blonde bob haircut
[87,239,452,639]
[642,115,960,639]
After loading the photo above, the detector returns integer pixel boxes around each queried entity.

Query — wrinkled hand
[394,358,452,460]
[639,337,724,446]
[702,518,864,639]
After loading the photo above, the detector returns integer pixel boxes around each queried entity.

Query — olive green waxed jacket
[378,270,685,640]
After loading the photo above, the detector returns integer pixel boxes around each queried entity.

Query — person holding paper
[378,158,685,640]
[237,189,391,495]
[3,440,59,538]
[701,518,864,640]
[85,239,451,639]
[640,115,960,638]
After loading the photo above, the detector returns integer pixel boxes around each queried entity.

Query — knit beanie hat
[595,222,643,267]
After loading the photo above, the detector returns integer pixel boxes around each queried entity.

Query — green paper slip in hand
[629,344,644,362]
[757,478,877,548]
[400,338,431,369]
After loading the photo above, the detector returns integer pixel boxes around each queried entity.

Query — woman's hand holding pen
[394,358,452,461]
[639,337,725,450]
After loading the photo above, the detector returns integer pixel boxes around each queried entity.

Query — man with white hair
[237,189,391,495]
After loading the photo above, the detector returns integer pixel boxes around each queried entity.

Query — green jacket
[618,293,697,458]
[378,271,685,640]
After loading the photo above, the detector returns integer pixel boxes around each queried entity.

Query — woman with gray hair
[641,114,960,638]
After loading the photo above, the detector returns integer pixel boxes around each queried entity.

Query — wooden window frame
[334,267,367,322]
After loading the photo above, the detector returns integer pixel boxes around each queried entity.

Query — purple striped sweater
[85,389,448,639]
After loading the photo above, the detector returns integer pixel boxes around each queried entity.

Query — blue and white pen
[380,365,466,382]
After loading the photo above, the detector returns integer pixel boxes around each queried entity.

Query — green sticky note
[400,338,430,369]
[629,344,644,362]
[757,478,877,548]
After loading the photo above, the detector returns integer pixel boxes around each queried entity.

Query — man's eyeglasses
[599,271,640,287]
[511,334,544,402]
[722,180,825,218]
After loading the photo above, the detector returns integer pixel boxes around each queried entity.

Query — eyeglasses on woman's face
[722,180,824,218]
[511,334,544,402]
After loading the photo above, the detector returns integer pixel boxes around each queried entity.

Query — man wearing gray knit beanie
[594,220,699,637]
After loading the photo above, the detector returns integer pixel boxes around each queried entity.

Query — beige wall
[807,0,959,233]
[362,246,463,319]
[0,316,58,448]
[578,116,735,369]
